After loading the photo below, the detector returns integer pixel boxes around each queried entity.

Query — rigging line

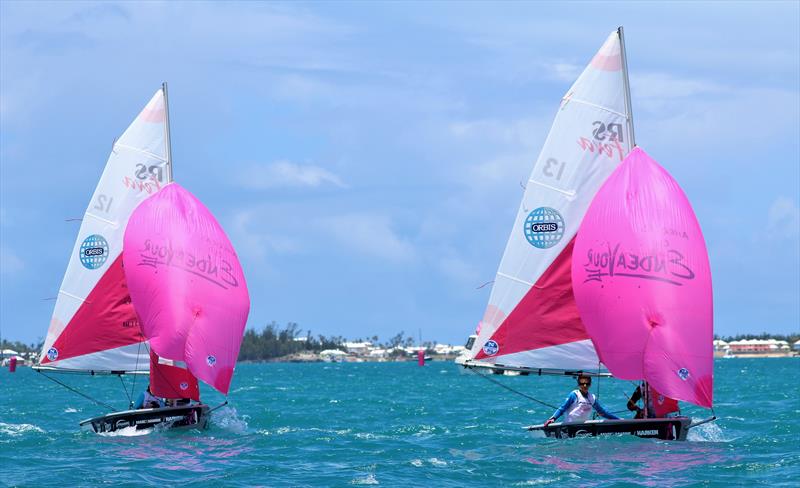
[118,374,132,406]
[36,370,117,412]
[129,338,144,408]
[468,367,558,410]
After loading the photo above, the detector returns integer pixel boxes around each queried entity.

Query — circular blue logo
[677,368,690,381]
[47,347,58,361]
[180,382,189,391]
[79,234,109,269]
[524,207,565,249]
[206,355,217,367]
[482,340,499,356]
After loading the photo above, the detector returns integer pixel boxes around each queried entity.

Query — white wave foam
[351,474,379,485]
[64,407,78,413]
[97,425,151,437]
[687,419,729,442]
[211,406,249,434]
[0,422,44,436]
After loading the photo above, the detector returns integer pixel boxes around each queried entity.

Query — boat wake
[687,419,728,442]
[97,425,152,437]
[210,406,248,433]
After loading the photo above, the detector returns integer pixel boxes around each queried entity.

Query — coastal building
[368,348,388,359]
[728,339,791,355]
[344,342,372,356]
[713,340,730,358]
[319,349,347,362]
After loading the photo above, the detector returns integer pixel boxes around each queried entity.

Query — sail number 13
[542,158,567,180]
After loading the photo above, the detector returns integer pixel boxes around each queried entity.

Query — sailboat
[458,28,715,440]
[34,84,250,433]
[528,147,715,440]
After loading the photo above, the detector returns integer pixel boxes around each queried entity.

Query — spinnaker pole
[618,26,636,148]
[162,82,174,182]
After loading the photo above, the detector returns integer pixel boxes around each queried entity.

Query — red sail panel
[474,238,589,360]
[149,351,200,401]
[41,255,143,365]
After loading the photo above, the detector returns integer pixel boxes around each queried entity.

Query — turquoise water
[2,358,798,487]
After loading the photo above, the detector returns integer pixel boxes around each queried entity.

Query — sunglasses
[579,381,591,386]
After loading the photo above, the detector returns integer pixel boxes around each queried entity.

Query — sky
[1,1,798,346]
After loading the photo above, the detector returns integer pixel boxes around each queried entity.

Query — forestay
[469,30,633,372]
[572,147,713,407]
[123,183,250,394]
[39,89,171,373]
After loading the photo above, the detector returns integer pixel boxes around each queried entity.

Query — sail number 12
[94,194,113,214]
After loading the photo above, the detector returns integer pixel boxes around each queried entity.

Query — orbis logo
[531,223,558,232]
[524,207,565,249]
[79,234,109,269]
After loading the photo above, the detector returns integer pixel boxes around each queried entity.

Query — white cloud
[0,246,24,274]
[436,253,479,285]
[542,62,582,83]
[449,117,548,147]
[634,72,724,101]
[237,161,346,189]
[230,209,303,264]
[318,213,415,262]
[767,196,800,241]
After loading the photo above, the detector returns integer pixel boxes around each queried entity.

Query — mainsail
[468,29,634,372]
[572,147,713,407]
[122,183,250,395]
[39,88,172,373]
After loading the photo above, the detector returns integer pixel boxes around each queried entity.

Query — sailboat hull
[527,417,692,441]
[79,404,210,433]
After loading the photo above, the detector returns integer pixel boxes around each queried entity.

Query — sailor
[627,382,679,418]
[133,386,163,409]
[543,375,619,426]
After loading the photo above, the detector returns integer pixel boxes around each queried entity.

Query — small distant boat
[35,84,250,433]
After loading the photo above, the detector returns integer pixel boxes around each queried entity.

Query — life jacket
[566,389,595,422]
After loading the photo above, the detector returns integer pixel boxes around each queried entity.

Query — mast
[618,26,636,148]
[162,82,174,182]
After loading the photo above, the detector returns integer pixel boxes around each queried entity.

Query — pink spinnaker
[123,183,250,394]
[572,147,713,408]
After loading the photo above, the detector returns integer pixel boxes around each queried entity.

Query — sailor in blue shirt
[544,375,619,426]
[133,386,164,409]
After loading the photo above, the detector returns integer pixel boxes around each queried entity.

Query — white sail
[468,30,634,372]
[38,88,171,373]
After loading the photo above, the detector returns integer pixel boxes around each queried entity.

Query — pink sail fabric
[123,183,250,394]
[572,147,713,408]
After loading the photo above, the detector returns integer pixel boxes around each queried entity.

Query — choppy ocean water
[2,358,798,487]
